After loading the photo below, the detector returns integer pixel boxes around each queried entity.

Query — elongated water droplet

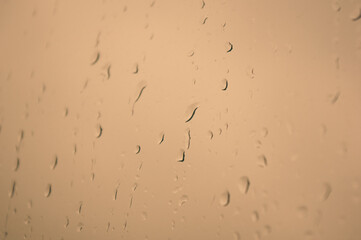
[135,145,141,154]
[95,124,103,138]
[257,155,267,168]
[251,211,259,222]
[14,158,20,171]
[45,184,52,197]
[238,176,250,194]
[9,181,16,198]
[226,42,233,53]
[350,7,361,21]
[219,190,230,207]
[179,195,189,206]
[321,183,332,201]
[51,155,58,170]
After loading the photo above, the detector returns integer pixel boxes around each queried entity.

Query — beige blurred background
[1,0,361,239]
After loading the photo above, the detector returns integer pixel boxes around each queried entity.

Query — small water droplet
[238,176,250,194]
[133,63,139,74]
[219,190,230,207]
[220,79,228,91]
[135,145,141,154]
[45,184,52,198]
[257,155,267,168]
[321,183,332,201]
[226,42,233,53]
[95,124,103,138]
[77,222,84,232]
[177,149,185,162]
[297,206,308,218]
[24,216,31,225]
[141,212,147,221]
[179,195,189,206]
[233,232,241,240]
[90,51,100,65]
[14,158,20,171]
[251,211,259,222]
[51,155,58,170]
[9,181,16,198]
[64,217,69,228]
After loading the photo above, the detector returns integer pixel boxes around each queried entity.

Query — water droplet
[208,130,214,139]
[226,42,233,53]
[297,206,308,218]
[321,183,332,201]
[220,79,228,91]
[133,63,139,74]
[238,176,250,194]
[262,225,272,235]
[187,50,194,57]
[9,181,16,198]
[158,132,165,144]
[233,232,241,240]
[179,195,189,206]
[77,222,84,232]
[95,124,103,138]
[185,104,199,123]
[64,217,69,228]
[251,211,259,222]
[135,145,141,154]
[78,201,83,214]
[24,216,31,225]
[177,149,185,162]
[201,0,205,9]
[141,212,147,220]
[219,190,230,207]
[45,184,52,198]
[90,51,100,65]
[329,91,340,104]
[350,7,361,21]
[202,16,208,24]
[261,127,268,137]
[14,158,20,171]
[51,155,58,170]
[257,155,267,168]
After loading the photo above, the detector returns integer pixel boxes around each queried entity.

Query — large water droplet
[179,195,189,206]
[257,155,267,168]
[238,176,250,194]
[219,191,230,207]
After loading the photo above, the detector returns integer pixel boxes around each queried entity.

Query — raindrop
[261,127,268,137]
[106,64,111,79]
[9,181,16,198]
[233,232,241,240]
[297,206,308,218]
[158,133,165,144]
[78,201,83,214]
[187,50,194,57]
[201,0,205,9]
[141,212,148,221]
[114,188,118,200]
[45,184,52,198]
[177,149,185,162]
[95,124,103,138]
[135,145,141,154]
[14,158,20,171]
[179,195,189,206]
[64,107,69,117]
[238,176,250,194]
[51,155,58,170]
[186,129,191,149]
[77,222,84,232]
[18,129,24,143]
[263,225,272,235]
[221,79,228,91]
[64,217,69,228]
[24,216,31,225]
[350,7,361,21]
[132,82,147,115]
[321,183,332,201]
[133,63,139,74]
[251,211,259,222]
[185,105,199,123]
[202,17,208,24]
[257,155,267,168]
[329,91,340,104]
[208,130,214,139]
[90,52,100,65]
[219,190,230,207]
[226,42,233,53]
